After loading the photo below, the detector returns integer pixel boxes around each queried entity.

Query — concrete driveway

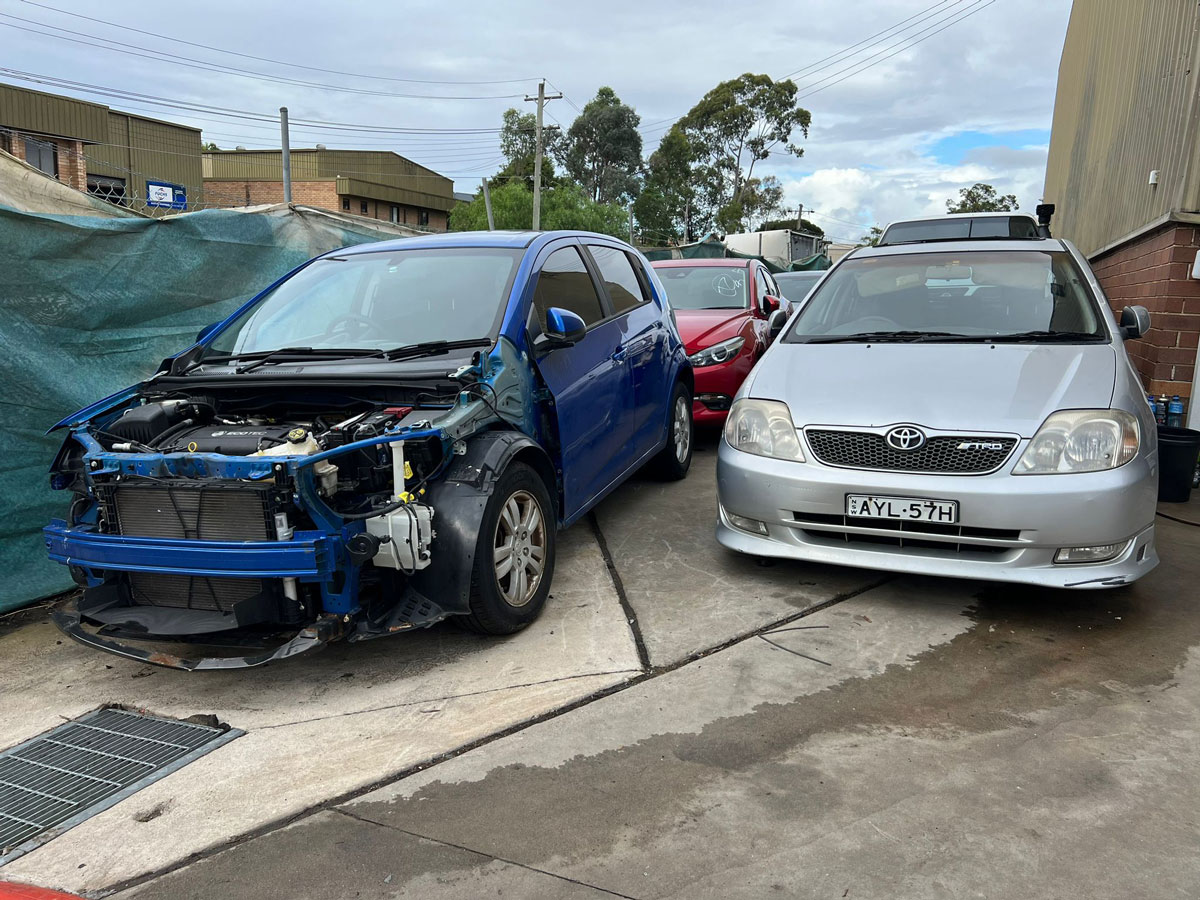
[2,436,1198,898]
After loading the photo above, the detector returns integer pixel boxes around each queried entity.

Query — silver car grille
[805,429,1018,474]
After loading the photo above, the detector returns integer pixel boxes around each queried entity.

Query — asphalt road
[3,435,1199,898]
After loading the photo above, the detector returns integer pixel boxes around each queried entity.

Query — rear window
[880,216,1039,245]
[654,265,749,310]
[785,250,1109,344]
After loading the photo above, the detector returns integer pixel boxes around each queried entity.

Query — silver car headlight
[1014,410,1140,474]
[689,336,745,367]
[724,399,805,461]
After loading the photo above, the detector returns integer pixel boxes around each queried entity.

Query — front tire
[651,381,694,480]
[461,462,556,635]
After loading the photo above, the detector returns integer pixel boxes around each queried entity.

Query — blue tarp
[0,203,411,612]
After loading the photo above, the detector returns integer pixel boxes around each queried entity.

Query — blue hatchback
[44,231,693,669]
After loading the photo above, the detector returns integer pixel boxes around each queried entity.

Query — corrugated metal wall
[1043,0,1200,256]
[0,83,107,143]
[87,113,204,210]
[204,149,454,211]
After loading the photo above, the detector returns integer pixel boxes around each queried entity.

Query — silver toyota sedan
[716,233,1159,589]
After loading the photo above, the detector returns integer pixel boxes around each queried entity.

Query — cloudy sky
[0,0,1071,242]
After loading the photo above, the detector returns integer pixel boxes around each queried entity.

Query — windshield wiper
[981,330,1106,343]
[369,338,494,361]
[803,331,963,344]
[182,346,379,375]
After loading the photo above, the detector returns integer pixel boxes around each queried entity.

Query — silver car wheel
[492,489,546,608]
[673,395,691,463]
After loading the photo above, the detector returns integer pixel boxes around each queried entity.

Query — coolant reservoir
[254,427,338,494]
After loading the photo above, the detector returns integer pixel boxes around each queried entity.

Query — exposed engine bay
[45,337,551,670]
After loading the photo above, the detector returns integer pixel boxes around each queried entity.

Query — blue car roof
[330,230,626,257]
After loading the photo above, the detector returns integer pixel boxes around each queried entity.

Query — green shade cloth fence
[0,203,412,612]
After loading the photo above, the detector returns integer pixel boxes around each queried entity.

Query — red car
[652,258,789,425]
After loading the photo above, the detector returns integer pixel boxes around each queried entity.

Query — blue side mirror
[543,307,587,347]
[196,321,221,343]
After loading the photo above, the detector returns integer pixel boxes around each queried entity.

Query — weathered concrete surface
[594,436,881,666]
[0,525,640,894]
[121,513,1200,900]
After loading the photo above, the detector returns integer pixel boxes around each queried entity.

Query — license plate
[846,494,958,524]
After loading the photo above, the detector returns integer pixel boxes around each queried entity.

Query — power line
[0,14,528,101]
[795,0,996,100]
[780,0,962,79]
[18,0,539,86]
[0,70,506,134]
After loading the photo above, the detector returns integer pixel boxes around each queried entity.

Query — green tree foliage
[564,87,643,205]
[756,217,825,237]
[495,108,564,190]
[449,180,627,237]
[201,141,220,151]
[946,182,1018,213]
[634,128,698,245]
[858,225,884,247]
[672,73,810,233]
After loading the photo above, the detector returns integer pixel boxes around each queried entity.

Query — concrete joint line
[256,670,644,731]
[334,808,645,900]
[99,573,893,896]
[588,511,652,671]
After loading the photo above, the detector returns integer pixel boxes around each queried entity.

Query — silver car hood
[749,343,1118,437]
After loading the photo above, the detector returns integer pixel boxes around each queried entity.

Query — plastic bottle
[1156,395,1170,426]
[1147,394,1158,421]
[1167,395,1185,428]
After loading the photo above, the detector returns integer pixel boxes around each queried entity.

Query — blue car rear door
[528,242,634,520]
[582,242,669,462]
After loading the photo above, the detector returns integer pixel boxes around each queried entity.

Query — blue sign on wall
[146,181,187,210]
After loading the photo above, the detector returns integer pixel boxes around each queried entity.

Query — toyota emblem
[885,426,926,451]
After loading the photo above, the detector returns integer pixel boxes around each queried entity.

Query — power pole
[525,80,561,231]
[481,177,495,230]
[280,106,292,204]
[794,203,803,231]
[628,204,634,245]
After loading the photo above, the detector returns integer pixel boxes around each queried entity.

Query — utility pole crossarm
[524,80,563,231]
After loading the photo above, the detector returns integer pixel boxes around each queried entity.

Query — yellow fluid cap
[286,427,308,443]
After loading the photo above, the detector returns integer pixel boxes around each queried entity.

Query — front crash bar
[44,520,339,580]
[51,598,337,671]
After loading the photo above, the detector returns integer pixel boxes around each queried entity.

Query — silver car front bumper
[715,438,1159,589]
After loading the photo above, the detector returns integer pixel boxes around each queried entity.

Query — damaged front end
[45,338,545,669]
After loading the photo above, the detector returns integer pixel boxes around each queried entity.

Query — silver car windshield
[785,250,1109,343]
[205,247,523,357]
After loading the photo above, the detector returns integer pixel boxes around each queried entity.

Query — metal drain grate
[0,708,242,865]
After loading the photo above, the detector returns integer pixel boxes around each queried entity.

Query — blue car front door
[527,243,633,520]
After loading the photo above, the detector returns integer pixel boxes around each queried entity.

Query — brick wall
[1090,221,1200,399]
[202,180,339,209]
[56,138,86,191]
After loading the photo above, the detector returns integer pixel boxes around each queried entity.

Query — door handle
[611,346,628,363]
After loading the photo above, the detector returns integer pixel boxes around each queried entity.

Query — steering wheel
[834,315,901,334]
[323,313,374,340]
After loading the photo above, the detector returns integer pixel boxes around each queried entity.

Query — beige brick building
[0,82,203,214]
[203,148,454,231]
[1043,1,1200,420]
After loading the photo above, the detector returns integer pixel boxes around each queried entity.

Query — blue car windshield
[205,247,523,357]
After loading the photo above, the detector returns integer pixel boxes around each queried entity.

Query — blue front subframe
[45,520,340,580]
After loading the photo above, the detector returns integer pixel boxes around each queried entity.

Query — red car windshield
[657,266,749,310]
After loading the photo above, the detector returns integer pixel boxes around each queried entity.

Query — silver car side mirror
[1119,305,1150,340]
[767,309,788,343]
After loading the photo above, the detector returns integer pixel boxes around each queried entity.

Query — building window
[390,205,399,224]
[87,175,127,206]
[360,200,368,215]
[23,136,57,177]
[418,209,430,228]
[341,198,350,211]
